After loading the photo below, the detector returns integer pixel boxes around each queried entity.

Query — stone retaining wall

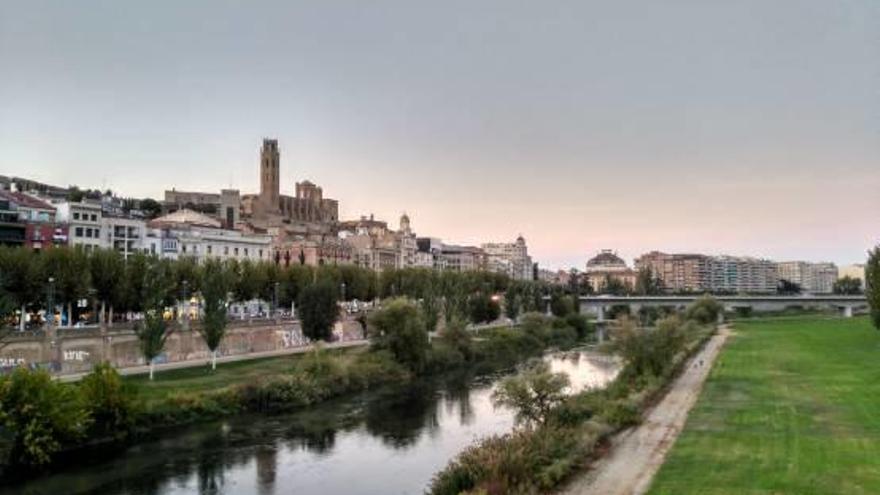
[0,318,365,375]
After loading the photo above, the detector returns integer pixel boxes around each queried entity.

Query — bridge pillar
[597,305,605,322]
[843,305,854,318]
[717,310,725,325]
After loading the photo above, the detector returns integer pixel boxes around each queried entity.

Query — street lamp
[273,281,280,321]
[46,277,55,329]
[182,280,189,330]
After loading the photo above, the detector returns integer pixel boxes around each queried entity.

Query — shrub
[519,312,550,341]
[563,313,594,340]
[369,298,430,373]
[79,362,138,440]
[684,295,724,325]
[549,293,575,317]
[0,368,91,466]
[492,360,570,427]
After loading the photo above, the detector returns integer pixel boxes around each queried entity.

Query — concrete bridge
[561,295,868,322]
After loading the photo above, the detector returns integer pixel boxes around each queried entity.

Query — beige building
[584,249,637,293]
[482,236,533,281]
[441,244,487,273]
[839,264,866,291]
[163,189,241,228]
[635,251,711,293]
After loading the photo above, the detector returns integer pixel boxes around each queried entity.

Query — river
[8,349,620,495]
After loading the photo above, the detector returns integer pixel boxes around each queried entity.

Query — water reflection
[5,349,619,495]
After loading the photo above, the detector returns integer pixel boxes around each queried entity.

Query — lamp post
[46,277,55,329]
[273,281,280,322]
[182,279,189,330]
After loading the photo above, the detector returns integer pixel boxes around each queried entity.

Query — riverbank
[0,312,592,478]
[1,347,618,495]
[429,312,718,495]
[560,324,730,495]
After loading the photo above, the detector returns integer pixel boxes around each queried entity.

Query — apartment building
[778,261,838,294]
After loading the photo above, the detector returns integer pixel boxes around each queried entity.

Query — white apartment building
[102,216,147,260]
[146,209,271,262]
[55,201,105,251]
[778,261,838,294]
[708,256,778,294]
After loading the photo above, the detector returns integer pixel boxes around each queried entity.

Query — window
[182,244,187,253]
[259,249,263,258]
[73,212,80,220]
[75,227,83,237]
[207,245,212,255]
[94,228,100,238]
[234,247,239,256]
[193,245,198,253]
[244,248,249,257]
[90,214,97,222]
[85,228,92,238]
[224,246,229,255]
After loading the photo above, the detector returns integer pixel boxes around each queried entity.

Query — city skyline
[2,1,878,269]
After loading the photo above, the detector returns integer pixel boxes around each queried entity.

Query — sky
[1,0,878,270]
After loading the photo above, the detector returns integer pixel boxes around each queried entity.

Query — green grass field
[649,316,880,495]
[123,347,358,404]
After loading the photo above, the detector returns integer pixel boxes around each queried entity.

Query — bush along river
[4,348,620,495]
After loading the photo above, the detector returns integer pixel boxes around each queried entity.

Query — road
[560,325,731,495]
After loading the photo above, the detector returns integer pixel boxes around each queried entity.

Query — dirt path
[559,325,731,495]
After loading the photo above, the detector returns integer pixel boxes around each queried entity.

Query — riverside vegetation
[428,296,723,495]
[0,295,594,477]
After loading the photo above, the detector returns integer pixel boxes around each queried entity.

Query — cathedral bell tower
[259,138,281,213]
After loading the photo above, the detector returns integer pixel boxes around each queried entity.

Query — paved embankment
[560,325,731,495]
[58,339,368,382]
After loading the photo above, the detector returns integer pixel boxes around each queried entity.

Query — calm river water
[8,349,620,495]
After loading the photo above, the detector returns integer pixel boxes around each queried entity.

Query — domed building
[584,249,637,293]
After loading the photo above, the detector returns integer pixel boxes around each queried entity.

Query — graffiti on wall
[64,349,91,361]
[279,329,308,348]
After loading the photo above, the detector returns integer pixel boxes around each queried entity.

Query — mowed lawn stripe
[648,317,880,495]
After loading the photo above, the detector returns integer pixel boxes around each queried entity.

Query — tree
[549,293,575,317]
[601,274,629,296]
[138,198,163,219]
[635,267,663,295]
[42,247,91,326]
[89,249,125,329]
[199,259,234,370]
[0,368,90,466]
[833,275,863,295]
[0,247,41,331]
[468,292,501,324]
[79,362,137,438]
[492,361,569,427]
[867,247,880,330]
[368,298,429,372]
[133,255,175,379]
[777,279,802,295]
[298,282,340,342]
[684,295,724,325]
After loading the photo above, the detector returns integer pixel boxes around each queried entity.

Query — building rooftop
[149,209,222,229]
